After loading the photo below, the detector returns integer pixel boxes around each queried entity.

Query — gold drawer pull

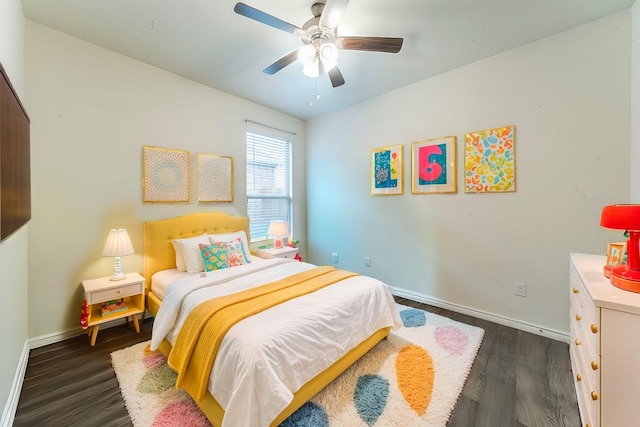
[576,314,581,321]
[586,424,591,427]
[575,339,581,346]
[591,391,598,401]
[576,374,582,381]
[591,361,598,371]
[591,324,598,333]
[573,288,579,294]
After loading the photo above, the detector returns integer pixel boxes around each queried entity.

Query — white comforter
[151,258,401,427]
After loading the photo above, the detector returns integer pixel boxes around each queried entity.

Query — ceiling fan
[233,0,403,88]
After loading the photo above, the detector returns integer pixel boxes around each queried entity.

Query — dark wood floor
[13,298,581,427]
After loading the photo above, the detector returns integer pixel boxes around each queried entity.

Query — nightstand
[255,246,299,259]
[82,272,145,346]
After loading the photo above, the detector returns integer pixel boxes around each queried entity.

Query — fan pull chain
[309,78,320,107]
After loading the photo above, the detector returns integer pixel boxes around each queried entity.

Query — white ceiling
[21,0,634,120]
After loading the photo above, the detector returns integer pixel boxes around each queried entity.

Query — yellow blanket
[167,266,357,401]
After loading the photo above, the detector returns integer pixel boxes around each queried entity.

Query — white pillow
[172,234,211,273]
[171,240,187,272]
[208,231,250,255]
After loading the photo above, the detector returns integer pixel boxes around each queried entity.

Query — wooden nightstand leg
[90,325,100,346]
[87,326,92,336]
[132,315,140,333]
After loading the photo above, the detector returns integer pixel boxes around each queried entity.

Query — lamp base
[110,273,126,281]
[610,265,640,293]
[274,237,283,249]
[603,265,613,278]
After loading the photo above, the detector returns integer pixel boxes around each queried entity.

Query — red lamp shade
[600,204,640,292]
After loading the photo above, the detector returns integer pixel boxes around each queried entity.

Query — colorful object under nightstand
[600,204,640,293]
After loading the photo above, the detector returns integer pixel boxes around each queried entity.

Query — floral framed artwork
[143,145,190,203]
[606,242,627,267]
[411,136,456,194]
[464,125,516,193]
[371,144,403,196]
[197,153,233,202]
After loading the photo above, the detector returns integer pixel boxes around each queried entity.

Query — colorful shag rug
[111,304,484,426]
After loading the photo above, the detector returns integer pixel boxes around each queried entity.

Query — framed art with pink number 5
[411,136,457,194]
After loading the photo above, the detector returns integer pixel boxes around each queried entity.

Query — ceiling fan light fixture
[297,44,317,67]
[303,60,321,78]
[319,43,338,71]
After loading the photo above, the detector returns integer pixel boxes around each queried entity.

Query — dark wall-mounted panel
[0,62,31,241]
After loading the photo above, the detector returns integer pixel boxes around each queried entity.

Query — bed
[143,212,400,427]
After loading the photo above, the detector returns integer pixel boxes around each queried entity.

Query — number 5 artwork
[411,136,457,194]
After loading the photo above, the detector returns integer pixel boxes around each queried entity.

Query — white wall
[24,21,306,338]
[0,0,29,422]
[632,0,640,202]
[306,11,631,335]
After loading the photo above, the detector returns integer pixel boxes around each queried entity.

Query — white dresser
[569,253,640,427]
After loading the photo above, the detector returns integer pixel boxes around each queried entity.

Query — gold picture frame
[606,242,627,267]
[371,144,403,196]
[142,145,190,203]
[464,125,516,193]
[197,153,233,202]
[411,136,456,194]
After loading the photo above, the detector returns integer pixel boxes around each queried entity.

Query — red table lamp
[600,204,640,292]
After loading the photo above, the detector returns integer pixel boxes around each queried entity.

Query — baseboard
[391,286,570,343]
[1,313,147,426]
[0,341,29,427]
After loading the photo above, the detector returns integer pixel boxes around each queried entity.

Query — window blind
[245,123,293,241]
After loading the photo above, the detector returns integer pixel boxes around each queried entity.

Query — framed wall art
[142,145,190,203]
[464,125,516,193]
[411,136,456,194]
[371,144,403,196]
[606,242,627,267]
[197,153,233,202]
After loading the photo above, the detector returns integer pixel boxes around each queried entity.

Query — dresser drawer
[570,268,600,355]
[87,282,144,304]
[570,344,600,427]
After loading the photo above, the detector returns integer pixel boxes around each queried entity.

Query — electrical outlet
[364,257,371,267]
[514,282,526,297]
[331,252,339,263]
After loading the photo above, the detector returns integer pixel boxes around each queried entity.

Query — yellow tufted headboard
[143,212,250,294]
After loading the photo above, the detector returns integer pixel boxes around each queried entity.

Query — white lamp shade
[267,221,289,237]
[102,229,134,257]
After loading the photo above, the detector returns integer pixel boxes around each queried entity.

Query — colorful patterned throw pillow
[199,243,228,271]
[212,237,251,268]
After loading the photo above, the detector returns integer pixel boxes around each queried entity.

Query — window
[245,123,293,242]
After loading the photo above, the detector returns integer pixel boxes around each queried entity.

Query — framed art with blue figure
[371,144,403,196]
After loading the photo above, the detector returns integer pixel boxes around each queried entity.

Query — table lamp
[268,220,289,249]
[102,228,134,281]
[600,204,640,292]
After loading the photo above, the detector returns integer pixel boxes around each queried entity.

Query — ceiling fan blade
[234,3,304,36]
[336,36,403,53]
[263,49,300,75]
[328,67,345,87]
[319,0,349,29]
